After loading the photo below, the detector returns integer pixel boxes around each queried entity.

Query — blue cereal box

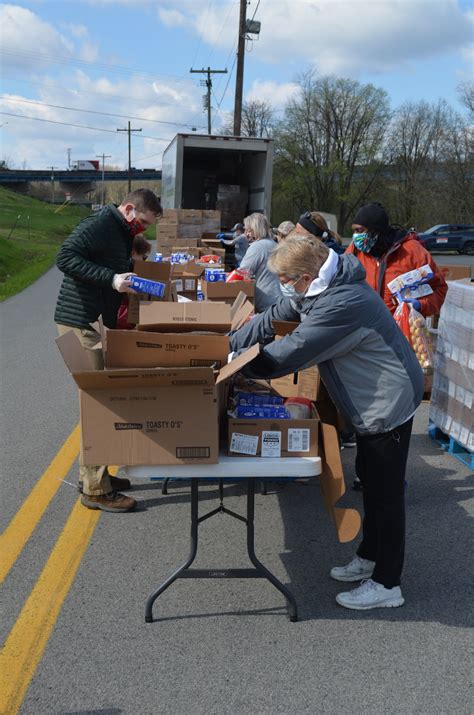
[130,277,166,298]
[204,268,226,282]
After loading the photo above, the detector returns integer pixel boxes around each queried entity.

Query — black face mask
[367,231,393,258]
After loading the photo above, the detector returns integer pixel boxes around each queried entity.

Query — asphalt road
[1,261,473,715]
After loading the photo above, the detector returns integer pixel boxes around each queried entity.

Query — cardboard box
[228,406,319,458]
[439,264,472,282]
[56,330,259,466]
[199,247,226,261]
[202,210,221,220]
[178,226,202,240]
[201,279,255,304]
[171,238,200,248]
[171,246,200,258]
[103,329,230,370]
[178,209,203,225]
[137,296,253,334]
[161,209,178,224]
[157,223,179,238]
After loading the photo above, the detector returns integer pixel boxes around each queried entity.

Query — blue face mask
[352,232,377,253]
[280,278,307,300]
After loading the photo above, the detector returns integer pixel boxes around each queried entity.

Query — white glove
[227,352,236,364]
[112,272,136,293]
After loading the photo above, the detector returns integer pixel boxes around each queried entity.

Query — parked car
[417,224,474,254]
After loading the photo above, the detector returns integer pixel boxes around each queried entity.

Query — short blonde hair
[268,235,330,280]
[243,212,271,240]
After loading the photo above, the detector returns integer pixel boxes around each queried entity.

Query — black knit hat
[297,211,324,238]
[353,203,389,234]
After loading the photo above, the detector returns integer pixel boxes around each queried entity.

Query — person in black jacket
[55,188,162,513]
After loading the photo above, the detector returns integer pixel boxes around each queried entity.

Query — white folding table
[126,454,322,623]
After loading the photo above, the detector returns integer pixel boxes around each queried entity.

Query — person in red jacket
[346,203,447,316]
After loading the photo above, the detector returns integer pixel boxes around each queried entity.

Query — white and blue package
[236,405,291,419]
[153,253,163,262]
[235,392,284,406]
[130,277,166,298]
[204,268,226,282]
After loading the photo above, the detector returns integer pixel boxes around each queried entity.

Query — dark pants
[355,418,413,588]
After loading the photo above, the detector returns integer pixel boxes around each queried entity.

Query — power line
[0,47,195,84]
[0,111,171,141]
[0,95,203,129]
[1,75,207,128]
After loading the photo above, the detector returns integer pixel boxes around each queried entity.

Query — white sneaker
[336,579,405,610]
[330,555,375,582]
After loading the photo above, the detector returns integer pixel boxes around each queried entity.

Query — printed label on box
[261,431,281,458]
[230,432,259,456]
[287,428,310,452]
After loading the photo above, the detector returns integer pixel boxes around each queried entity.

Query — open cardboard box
[137,291,253,334]
[56,329,260,467]
[171,261,205,300]
[103,292,254,371]
[200,278,255,305]
[228,404,319,458]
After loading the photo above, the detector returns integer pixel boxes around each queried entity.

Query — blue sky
[1,0,473,169]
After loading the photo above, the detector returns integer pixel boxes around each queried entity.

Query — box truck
[161,134,274,227]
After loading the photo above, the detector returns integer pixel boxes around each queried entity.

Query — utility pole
[47,166,59,204]
[117,121,142,191]
[190,66,227,134]
[233,0,247,136]
[96,153,111,207]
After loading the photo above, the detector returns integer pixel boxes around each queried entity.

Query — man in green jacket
[55,188,162,513]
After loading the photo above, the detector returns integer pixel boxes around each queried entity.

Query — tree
[273,73,391,230]
[220,100,275,137]
[457,80,474,118]
[384,100,450,227]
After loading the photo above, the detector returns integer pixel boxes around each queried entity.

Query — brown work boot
[81,491,137,513]
[78,475,131,494]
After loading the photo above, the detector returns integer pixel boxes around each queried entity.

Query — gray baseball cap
[231,223,244,231]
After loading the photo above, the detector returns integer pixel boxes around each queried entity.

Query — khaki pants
[57,324,112,496]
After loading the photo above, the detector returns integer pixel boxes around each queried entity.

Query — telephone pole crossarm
[190,66,227,134]
[117,121,142,191]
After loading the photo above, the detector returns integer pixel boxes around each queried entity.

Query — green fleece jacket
[54,204,134,329]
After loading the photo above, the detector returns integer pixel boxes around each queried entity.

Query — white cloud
[170,0,473,76]
[158,8,187,27]
[79,41,100,63]
[246,80,299,108]
[63,23,88,39]
[0,4,73,70]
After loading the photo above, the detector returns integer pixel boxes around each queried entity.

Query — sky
[0,0,473,170]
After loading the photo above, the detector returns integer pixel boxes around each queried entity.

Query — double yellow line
[0,426,103,714]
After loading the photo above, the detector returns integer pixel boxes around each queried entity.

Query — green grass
[0,187,90,301]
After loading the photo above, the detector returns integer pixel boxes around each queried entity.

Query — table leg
[246,479,298,622]
[145,479,199,623]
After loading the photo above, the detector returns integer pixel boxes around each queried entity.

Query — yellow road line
[0,425,81,584]
[0,499,100,715]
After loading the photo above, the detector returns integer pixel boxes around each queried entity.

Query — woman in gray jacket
[230,234,423,611]
[239,212,282,312]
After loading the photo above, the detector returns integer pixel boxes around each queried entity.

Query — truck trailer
[161,134,274,228]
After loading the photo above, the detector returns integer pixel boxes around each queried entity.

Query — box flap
[230,291,248,320]
[134,261,172,281]
[172,262,204,278]
[215,343,260,384]
[231,300,254,331]
[56,329,98,373]
[74,366,216,390]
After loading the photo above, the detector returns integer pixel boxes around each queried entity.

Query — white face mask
[280,277,307,300]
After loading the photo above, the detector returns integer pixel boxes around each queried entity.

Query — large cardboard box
[137,295,253,334]
[171,262,205,300]
[178,209,202,224]
[56,330,259,466]
[157,223,179,239]
[178,225,202,240]
[200,279,255,304]
[161,209,178,224]
[103,329,230,370]
[228,406,319,458]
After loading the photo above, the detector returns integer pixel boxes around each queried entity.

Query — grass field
[0,188,91,301]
